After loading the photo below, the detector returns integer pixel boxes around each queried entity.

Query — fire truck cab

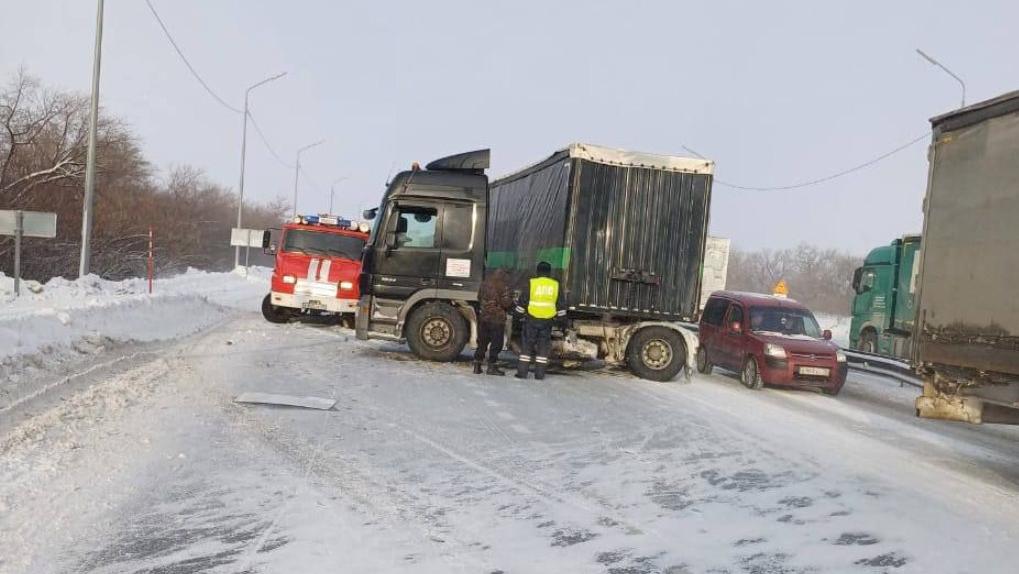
[261,214,370,325]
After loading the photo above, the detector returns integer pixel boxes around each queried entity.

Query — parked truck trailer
[356,144,714,381]
[913,90,1019,424]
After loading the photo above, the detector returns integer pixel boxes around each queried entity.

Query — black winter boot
[534,364,547,380]
[487,363,505,376]
[472,361,483,374]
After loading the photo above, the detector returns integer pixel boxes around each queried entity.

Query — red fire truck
[261,214,370,325]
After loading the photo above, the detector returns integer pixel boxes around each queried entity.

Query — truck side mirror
[823,329,832,341]
[262,229,279,255]
[852,267,863,292]
[363,207,378,220]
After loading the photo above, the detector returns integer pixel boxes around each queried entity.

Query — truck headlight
[836,350,847,363]
[339,281,354,290]
[282,274,297,284]
[764,343,787,359]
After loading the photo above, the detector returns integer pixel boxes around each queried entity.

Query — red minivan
[697,291,848,395]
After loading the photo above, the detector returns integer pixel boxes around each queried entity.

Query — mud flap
[915,387,984,424]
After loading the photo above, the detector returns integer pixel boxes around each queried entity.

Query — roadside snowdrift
[0,268,269,408]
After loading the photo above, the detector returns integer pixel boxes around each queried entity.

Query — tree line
[725,244,862,315]
[0,70,286,282]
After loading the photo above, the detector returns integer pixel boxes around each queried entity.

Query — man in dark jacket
[514,261,565,380]
[474,268,513,375]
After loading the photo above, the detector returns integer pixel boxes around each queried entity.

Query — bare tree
[0,70,287,282]
[727,243,862,315]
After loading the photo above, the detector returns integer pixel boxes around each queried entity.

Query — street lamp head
[298,139,326,155]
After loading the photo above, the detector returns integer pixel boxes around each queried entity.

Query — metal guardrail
[842,348,923,388]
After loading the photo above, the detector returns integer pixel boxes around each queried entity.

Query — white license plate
[799,366,830,377]
[303,300,325,310]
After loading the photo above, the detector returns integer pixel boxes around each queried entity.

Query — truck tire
[741,356,764,390]
[627,326,686,382]
[696,346,713,375]
[261,294,291,324]
[406,302,469,362]
[859,329,878,354]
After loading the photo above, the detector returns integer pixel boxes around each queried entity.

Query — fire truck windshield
[282,229,365,260]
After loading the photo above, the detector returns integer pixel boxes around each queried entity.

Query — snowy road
[3,311,1019,573]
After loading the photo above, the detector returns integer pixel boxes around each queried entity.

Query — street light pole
[916,49,966,108]
[234,71,286,269]
[293,140,325,217]
[329,176,349,214]
[79,0,105,277]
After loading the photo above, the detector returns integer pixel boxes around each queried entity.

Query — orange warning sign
[772,279,789,298]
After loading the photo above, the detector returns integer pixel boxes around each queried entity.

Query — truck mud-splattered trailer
[356,144,715,381]
[487,144,714,379]
[913,90,1019,424]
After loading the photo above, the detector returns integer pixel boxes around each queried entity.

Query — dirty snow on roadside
[0,267,269,410]
[4,306,1019,573]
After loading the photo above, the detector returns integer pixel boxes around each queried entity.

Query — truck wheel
[696,346,713,375]
[261,294,291,324]
[741,356,764,390]
[859,330,878,353]
[627,327,686,382]
[406,302,468,362]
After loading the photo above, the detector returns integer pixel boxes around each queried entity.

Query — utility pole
[293,140,324,216]
[234,72,286,268]
[79,0,105,277]
[916,49,966,108]
[329,176,348,214]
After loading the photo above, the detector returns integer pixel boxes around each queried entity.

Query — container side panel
[487,159,572,286]
[569,159,711,321]
[892,238,920,333]
[917,110,1019,374]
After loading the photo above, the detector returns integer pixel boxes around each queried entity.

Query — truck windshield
[282,230,365,260]
[749,307,822,338]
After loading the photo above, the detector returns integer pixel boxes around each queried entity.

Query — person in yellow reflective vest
[514,261,565,380]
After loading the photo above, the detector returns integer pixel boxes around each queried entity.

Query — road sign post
[13,211,22,296]
[1,210,58,297]
[230,227,264,275]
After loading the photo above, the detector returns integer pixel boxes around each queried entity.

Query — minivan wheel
[627,327,686,382]
[696,346,713,375]
[261,294,291,324]
[406,302,469,362]
[741,356,764,390]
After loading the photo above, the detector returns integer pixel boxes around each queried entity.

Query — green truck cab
[849,235,920,359]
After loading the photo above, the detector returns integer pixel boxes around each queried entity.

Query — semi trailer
[913,90,1019,424]
[356,144,715,381]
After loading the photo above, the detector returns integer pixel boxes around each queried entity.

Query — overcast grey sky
[3,0,1018,254]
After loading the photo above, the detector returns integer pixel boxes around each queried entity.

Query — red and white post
[147,226,154,294]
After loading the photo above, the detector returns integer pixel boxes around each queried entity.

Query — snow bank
[0,266,269,367]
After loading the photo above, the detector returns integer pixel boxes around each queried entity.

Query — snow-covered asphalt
[3,312,1019,573]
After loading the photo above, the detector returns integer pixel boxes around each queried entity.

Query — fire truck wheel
[261,294,291,324]
[627,326,686,382]
[406,302,468,362]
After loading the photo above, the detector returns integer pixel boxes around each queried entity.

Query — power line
[146,0,298,174]
[247,111,294,168]
[702,133,929,191]
[144,0,242,114]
